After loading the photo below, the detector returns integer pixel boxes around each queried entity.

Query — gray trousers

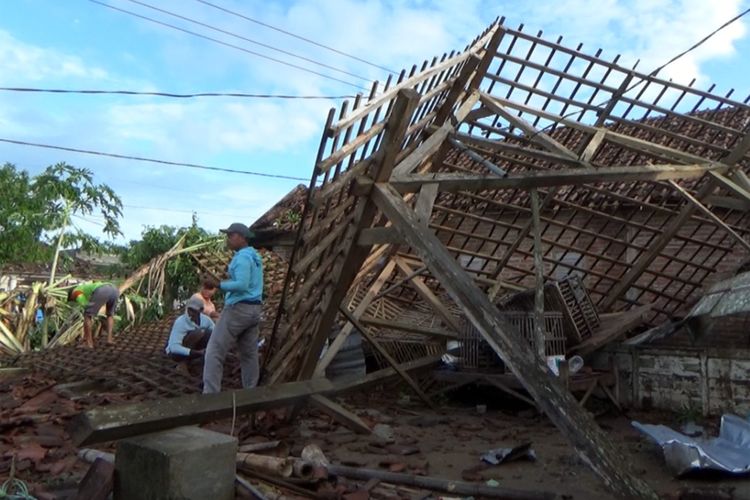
[202,303,261,394]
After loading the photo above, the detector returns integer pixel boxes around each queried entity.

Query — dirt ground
[5,370,750,499]
[284,389,750,500]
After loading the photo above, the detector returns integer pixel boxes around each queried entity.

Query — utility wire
[124,204,250,218]
[88,0,369,91]
[194,0,398,75]
[0,138,309,181]
[0,87,355,99]
[527,6,750,139]
[122,0,371,82]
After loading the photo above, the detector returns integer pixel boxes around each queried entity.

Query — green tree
[121,214,214,304]
[0,162,123,266]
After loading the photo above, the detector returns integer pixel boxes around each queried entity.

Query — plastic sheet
[633,414,750,476]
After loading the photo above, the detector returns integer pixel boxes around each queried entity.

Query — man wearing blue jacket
[203,222,264,393]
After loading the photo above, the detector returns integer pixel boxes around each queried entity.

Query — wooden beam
[530,189,546,359]
[580,129,606,163]
[448,137,507,175]
[478,92,578,160]
[384,163,725,193]
[338,305,436,408]
[476,95,716,166]
[709,171,750,204]
[309,395,372,435]
[358,316,459,340]
[415,182,439,224]
[705,195,750,211]
[730,170,750,192]
[392,122,453,176]
[72,354,442,446]
[371,182,658,500]
[667,180,750,253]
[357,227,402,246]
[449,130,586,167]
[314,259,397,377]
[393,257,462,333]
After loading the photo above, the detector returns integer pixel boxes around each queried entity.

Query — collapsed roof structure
[254,18,750,498]
[9,17,750,499]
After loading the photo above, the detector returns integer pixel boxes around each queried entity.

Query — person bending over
[68,281,120,348]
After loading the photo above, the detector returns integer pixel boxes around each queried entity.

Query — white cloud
[511,0,747,85]
[0,30,110,82]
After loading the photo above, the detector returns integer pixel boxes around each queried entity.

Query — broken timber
[371,183,658,499]
[71,354,441,446]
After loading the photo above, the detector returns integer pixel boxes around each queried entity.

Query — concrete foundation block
[115,426,237,500]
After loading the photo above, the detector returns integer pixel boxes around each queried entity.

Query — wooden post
[371,182,658,500]
[530,189,546,360]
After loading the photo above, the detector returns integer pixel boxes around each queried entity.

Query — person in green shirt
[67,281,120,348]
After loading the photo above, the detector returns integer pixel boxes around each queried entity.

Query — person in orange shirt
[192,275,220,320]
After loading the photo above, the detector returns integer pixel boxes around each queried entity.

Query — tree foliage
[0,162,123,265]
[120,214,215,303]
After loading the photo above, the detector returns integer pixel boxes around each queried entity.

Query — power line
[195,0,398,75]
[527,6,750,139]
[0,87,355,99]
[122,0,371,82]
[88,0,369,91]
[646,6,750,78]
[124,204,250,218]
[0,138,309,181]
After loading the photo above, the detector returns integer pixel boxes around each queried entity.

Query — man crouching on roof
[166,296,214,372]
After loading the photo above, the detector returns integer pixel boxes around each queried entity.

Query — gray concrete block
[115,426,237,500]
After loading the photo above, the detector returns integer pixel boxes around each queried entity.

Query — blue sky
[1,0,749,243]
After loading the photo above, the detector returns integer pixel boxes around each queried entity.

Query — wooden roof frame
[264,19,750,498]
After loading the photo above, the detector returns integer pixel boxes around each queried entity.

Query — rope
[0,458,37,500]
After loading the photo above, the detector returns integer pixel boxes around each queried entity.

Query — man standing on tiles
[203,222,264,393]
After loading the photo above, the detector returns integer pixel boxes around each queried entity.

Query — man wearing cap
[166,296,214,363]
[203,222,264,393]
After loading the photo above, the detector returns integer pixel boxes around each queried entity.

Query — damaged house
[2,18,750,500]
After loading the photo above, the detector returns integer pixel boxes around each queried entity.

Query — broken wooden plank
[72,354,442,446]
[371,182,658,499]
[568,305,652,357]
[309,395,372,435]
[338,304,436,408]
